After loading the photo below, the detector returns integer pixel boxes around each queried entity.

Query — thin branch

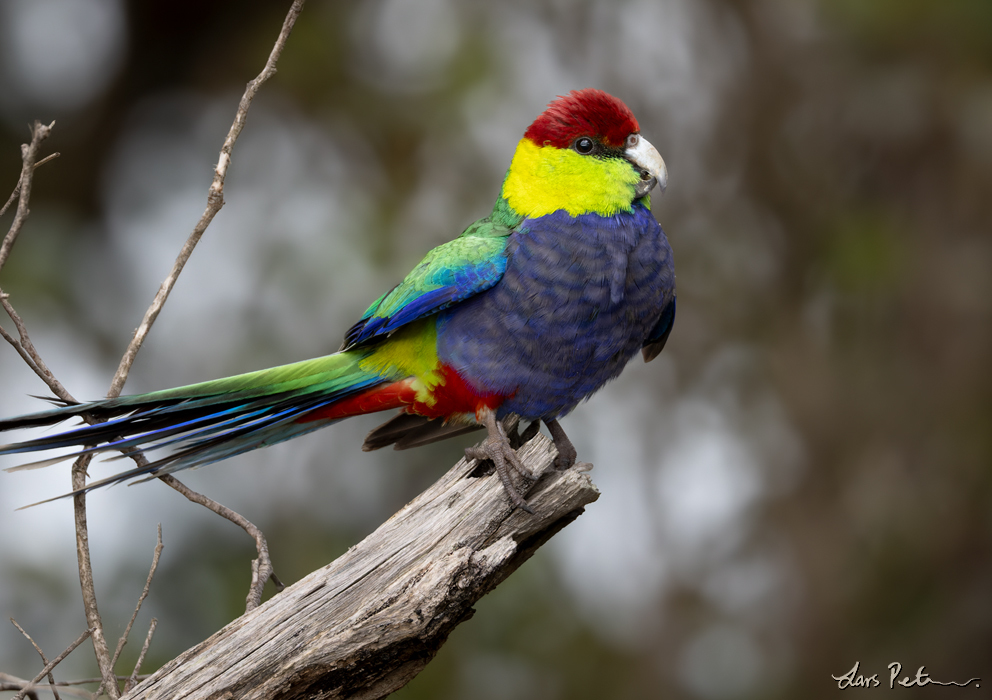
[0,152,59,221]
[63,675,150,687]
[0,318,45,379]
[3,297,281,616]
[0,121,54,274]
[110,526,163,670]
[157,474,285,611]
[0,673,94,700]
[71,455,121,700]
[9,619,63,700]
[106,0,306,399]
[0,292,75,403]
[10,628,93,700]
[1,673,147,690]
[124,620,157,694]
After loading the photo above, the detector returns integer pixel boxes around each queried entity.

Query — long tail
[0,349,411,501]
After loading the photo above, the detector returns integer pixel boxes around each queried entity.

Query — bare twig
[157,474,285,610]
[71,455,121,699]
[0,673,94,700]
[1,673,147,690]
[2,299,282,617]
[68,675,151,687]
[10,619,63,700]
[124,620,157,694]
[107,0,306,399]
[0,293,75,402]
[0,121,54,274]
[110,526,164,670]
[0,152,59,221]
[10,628,93,700]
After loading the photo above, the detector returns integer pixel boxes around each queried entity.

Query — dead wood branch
[9,628,93,700]
[124,435,599,700]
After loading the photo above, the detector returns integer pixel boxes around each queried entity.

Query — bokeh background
[1,0,990,697]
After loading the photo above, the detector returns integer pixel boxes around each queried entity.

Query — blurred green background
[1,0,990,698]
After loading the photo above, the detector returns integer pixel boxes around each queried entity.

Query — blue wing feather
[342,219,512,349]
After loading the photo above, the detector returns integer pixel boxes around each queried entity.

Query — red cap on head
[523,89,639,149]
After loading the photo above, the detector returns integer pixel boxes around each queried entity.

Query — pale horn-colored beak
[625,135,668,198]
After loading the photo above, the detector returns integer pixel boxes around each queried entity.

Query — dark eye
[626,133,639,148]
[574,137,595,155]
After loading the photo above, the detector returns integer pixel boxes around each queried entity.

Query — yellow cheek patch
[501,139,640,218]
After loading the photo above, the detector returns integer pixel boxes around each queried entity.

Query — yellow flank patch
[358,320,443,406]
[501,139,641,218]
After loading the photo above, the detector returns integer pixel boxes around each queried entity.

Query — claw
[465,408,535,513]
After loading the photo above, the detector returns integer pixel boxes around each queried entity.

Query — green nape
[490,195,524,228]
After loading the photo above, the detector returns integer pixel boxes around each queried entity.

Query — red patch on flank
[411,364,506,420]
[298,380,417,423]
[297,366,507,425]
[524,89,639,149]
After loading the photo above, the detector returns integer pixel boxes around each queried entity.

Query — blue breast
[436,204,675,420]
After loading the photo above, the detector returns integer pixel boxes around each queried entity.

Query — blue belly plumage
[437,203,675,419]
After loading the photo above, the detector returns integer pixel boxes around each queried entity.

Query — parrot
[0,89,676,512]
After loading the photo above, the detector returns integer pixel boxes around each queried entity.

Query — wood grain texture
[124,432,599,700]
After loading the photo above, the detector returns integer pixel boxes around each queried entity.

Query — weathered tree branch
[124,435,599,700]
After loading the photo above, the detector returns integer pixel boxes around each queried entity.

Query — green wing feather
[342,217,514,349]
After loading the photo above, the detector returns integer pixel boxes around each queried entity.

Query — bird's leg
[507,418,541,449]
[544,418,577,470]
[520,419,541,443]
[465,407,536,513]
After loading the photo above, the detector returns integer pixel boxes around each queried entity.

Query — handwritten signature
[832,661,980,689]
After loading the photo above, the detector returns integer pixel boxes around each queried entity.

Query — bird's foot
[544,418,578,470]
[466,408,536,513]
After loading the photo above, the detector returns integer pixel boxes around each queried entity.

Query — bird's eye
[626,133,639,148]
[574,137,595,155]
